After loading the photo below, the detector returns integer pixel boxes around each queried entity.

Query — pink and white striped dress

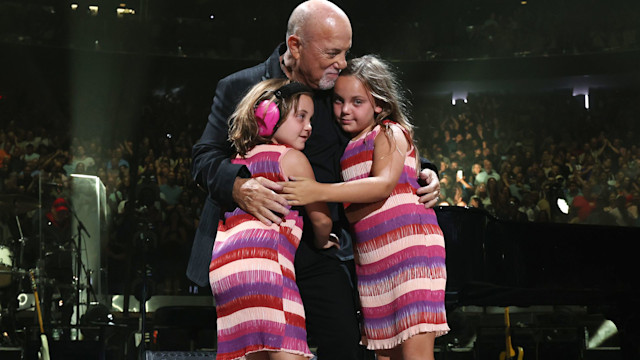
[341,121,449,350]
[209,144,312,360]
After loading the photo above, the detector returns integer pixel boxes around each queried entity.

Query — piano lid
[436,206,640,307]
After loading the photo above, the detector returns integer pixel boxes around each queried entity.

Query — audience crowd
[2,83,638,295]
[416,89,640,227]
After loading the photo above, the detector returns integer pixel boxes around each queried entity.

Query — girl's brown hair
[339,54,413,137]
[229,78,313,156]
[340,55,420,171]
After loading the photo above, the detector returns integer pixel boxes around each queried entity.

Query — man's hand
[416,168,441,209]
[232,177,290,225]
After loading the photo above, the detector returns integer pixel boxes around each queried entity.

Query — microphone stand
[70,208,93,339]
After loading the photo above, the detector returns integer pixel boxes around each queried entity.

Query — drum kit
[0,194,77,346]
[0,195,37,287]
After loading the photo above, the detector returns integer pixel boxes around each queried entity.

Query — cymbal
[0,194,40,214]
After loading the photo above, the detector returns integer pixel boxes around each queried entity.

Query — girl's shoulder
[375,120,413,150]
[280,147,312,178]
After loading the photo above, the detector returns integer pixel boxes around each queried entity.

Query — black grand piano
[436,206,640,358]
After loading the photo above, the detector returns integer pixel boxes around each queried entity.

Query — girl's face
[333,75,381,138]
[272,94,314,151]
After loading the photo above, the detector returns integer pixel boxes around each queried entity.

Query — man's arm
[192,76,247,207]
[192,75,289,224]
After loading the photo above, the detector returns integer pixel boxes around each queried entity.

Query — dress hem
[222,348,314,360]
[364,324,450,351]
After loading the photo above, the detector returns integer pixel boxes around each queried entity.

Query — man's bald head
[283,0,352,89]
[287,0,349,42]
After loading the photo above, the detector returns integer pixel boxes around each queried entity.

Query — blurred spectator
[0,143,11,169]
[159,172,183,207]
[71,145,95,174]
[23,143,39,163]
[476,159,501,184]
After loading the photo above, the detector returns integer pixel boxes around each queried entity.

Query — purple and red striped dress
[209,144,312,360]
[341,121,450,350]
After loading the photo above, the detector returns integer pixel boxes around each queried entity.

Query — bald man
[189,1,440,359]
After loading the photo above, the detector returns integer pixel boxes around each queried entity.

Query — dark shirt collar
[264,43,287,81]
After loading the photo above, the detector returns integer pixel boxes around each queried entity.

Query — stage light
[584,93,590,109]
[116,8,136,16]
[588,320,618,348]
[572,87,589,109]
[71,3,78,10]
[452,91,468,106]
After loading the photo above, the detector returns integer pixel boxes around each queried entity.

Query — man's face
[295,18,352,90]
[484,160,492,172]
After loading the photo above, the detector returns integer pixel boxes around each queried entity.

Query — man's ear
[287,34,302,60]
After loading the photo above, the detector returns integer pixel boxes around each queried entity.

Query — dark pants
[294,241,373,360]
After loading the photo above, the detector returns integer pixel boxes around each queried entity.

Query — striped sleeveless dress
[209,144,312,360]
[340,121,449,350]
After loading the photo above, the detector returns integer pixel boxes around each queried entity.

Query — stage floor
[1,298,624,360]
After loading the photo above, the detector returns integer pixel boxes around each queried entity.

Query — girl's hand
[315,233,340,250]
[279,176,322,206]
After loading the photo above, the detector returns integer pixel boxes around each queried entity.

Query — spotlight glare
[585,94,590,109]
[451,91,468,106]
[116,8,136,16]
[588,320,618,348]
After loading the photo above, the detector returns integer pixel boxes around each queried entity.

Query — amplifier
[0,347,22,360]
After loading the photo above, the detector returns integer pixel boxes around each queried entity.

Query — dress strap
[381,120,414,152]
